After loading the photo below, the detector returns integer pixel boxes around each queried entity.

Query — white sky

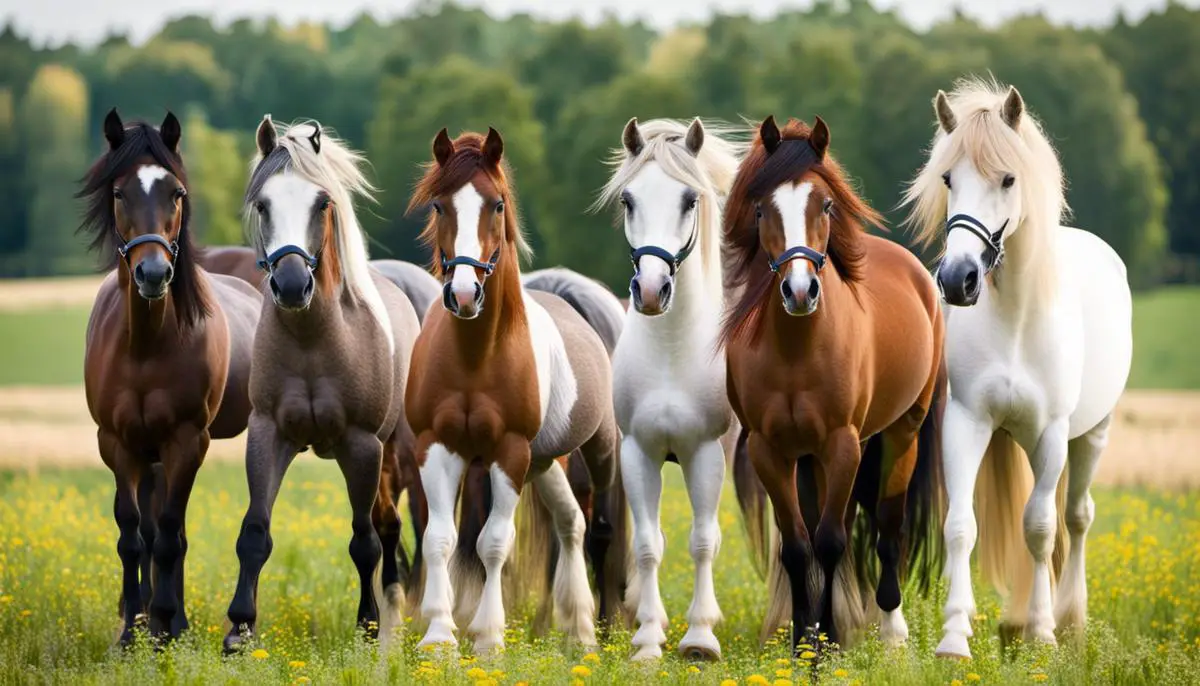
[1,0,1195,47]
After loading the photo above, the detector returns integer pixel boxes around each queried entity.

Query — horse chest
[273,378,351,449]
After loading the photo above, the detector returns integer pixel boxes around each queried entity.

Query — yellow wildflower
[474,680,497,686]
[967,674,982,682]
[0,596,12,603]
[688,665,701,674]
[490,670,505,679]
[295,679,310,685]
[582,652,600,663]
[19,609,31,618]
[288,661,306,669]
[748,676,770,686]
[251,648,269,660]
[799,651,817,660]
[721,680,739,686]
[833,670,849,678]
[951,680,963,686]
[776,658,791,665]
[776,669,792,678]
[1031,676,1048,683]
[571,665,592,678]
[774,680,793,686]
[571,680,585,686]
[466,667,488,680]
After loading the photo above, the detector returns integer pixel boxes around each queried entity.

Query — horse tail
[521,267,625,354]
[907,356,948,595]
[732,425,770,580]
[601,450,632,629]
[450,458,490,628]
[512,465,557,633]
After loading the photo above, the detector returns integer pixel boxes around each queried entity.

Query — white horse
[903,77,1133,658]
[595,117,744,660]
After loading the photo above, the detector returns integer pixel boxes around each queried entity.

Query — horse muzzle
[133,256,173,300]
[937,257,982,307]
[443,281,484,319]
[630,274,673,316]
[780,273,820,316]
[268,255,315,310]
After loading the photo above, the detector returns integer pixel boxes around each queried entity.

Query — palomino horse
[721,116,945,654]
[79,109,260,643]
[405,128,619,653]
[593,117,743,660]
[903,78,1132,658]
[223,116,422,652]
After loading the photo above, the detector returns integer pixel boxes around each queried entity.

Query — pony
[721,115,945,654]
[593,117,744,660]
[79,109,260,643]
[902,77,1133,658]
[197,246,263,288]
[222,116,423,652]
[404,127,620,654]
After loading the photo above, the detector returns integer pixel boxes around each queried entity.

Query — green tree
[0,88,27,262]
[20,64,89,276]
[367,55,545,264]
[517,20,633,124]
[181,109,247,246]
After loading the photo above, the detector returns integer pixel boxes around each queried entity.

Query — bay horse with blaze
[721,116,945,653]
[406,127,620,653]
[80,109,260,643]
[222,116,423,652]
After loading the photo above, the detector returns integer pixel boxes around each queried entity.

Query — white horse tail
[512,468,556,633]
[974,431,1068,630]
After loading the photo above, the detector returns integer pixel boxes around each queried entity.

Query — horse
[720,115,945,655]
[222,116,423,652]
[197,246,263,288]
[591,117,743,661]
[78,109,260,644]
[404,127,619,654]
[902,77,1133,658]
[369,259,442,325]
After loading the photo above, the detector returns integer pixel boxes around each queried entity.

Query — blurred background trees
[0,0,1195,290]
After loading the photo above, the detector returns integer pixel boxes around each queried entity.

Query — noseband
[258,244,319,272]
[440,246,501,278]
[116,232,179,265]
[629,223,697,282]
[946,213,1007,272]
[769,245,827,274]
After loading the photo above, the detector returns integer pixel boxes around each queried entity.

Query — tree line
[1,0,1197,291]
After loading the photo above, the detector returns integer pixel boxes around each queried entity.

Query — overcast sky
[3,0,1195,47]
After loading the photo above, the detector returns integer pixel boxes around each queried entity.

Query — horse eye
[1001,174,1015,189]
[822,198,833,214]
[254,201,266,215]
[942,172,951,188]
[431,200,444,216]
[318,197,331,211]
[754,206,763,220]
[174,187,187,200]
[112,188,123,200]
[495,200,505,214]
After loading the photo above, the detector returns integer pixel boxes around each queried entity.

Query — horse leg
[1020,417,1069,645]
[535,455,598,650]
[224,414,297,654]
[374,430,405,642]
[935,399,994,659]
[149,426,206,640]
[468,434,530,654]
[812,427,861,650]
[417,438,466,648]
[136,461,161,617]
[875,418,922,647]
[101,430,146,647]
[748,431,814,656]
[621,435,667,660]
[1054,414,1110,634]
[335,428,385,639]
[677,438,725,661]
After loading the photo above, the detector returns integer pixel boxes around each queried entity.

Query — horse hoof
[418,626,458,651]
[934,633,972,660]
[223,629,252,656]
[678,628,721,662]
[631,644,663,661]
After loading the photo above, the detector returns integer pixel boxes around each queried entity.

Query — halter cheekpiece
[258,244,319,272]
[117,232,179,263]
[945,213,1007,271]
[441,246,501,276]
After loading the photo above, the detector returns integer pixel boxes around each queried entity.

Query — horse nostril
[963,267,980,297]
[442,284,458,313]
[630,277,643,309]
[269,276,282,299]
[473,282,483,303]
[780,279,794,300]
[807,278,820,300]
[134,263,145,284]
[658,281,672,304]
[163,264,174,285]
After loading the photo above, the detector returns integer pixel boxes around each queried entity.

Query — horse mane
[406,131,532,278]
[720,118,883,347]
[591,118,746,292]
[245,120,384,313]
[76,120,210,330]
[901,75,1062,299]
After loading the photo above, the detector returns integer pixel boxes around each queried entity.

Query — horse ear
[622,117,644,157]
[760,115,781,156]
[1001,85,1024,130]
[934,90,957,133]
[810,116,830,160]
[104,108,125,150]
[307,121,322,154]
[433,128,453,167]
[482,127,504,167]
[684,118,704,156]
[160,111,181,154]
[257,114,277,158]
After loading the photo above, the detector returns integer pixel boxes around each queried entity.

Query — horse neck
[763,265,849,352]
[274,270,345,341]
[118,264,175,355]
[451,249,527,363]
[639,252,723,335]
[989,213,1059,322]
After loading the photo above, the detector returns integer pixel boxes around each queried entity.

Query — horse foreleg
[1054,414,1110,635]
[532,454,597,651]
[417,438,466,648]
[336,428,384,640]
[935,399,993,659]
[1021,417,1069,645]
[101,430,145,648]
[677,439,725,661]
[374,431,405,643]
[150,426,207,640]
[875,423,920,647]
[621,435,667,660]
[136,462,162,617]
[224,414,297,654]
[813,427,861,650]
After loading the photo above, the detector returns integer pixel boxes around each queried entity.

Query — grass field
[0,462,1197,685]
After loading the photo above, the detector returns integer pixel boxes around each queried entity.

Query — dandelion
[967,674,981,682]
[951,681,963,686]
[571,680,585,686]
[688,666,701,674]
[0,595,12,603]
[251,648,269,660]
[721,680,738,686]
[799,651,817,660]
[748,676,770,686]
[474,680,497,686]
[288,661,306,669]
[19,609,31,618]
[571,665,592,678]
[776,669,792,678]
[582,652,600,663]
[295,678,310,685]
[490,670,505,679]
[774,680,793,686]
[466,667,488,680]
[833,670,849,678]
[776,658,791,665]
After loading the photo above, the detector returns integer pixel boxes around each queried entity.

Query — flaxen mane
[720,118,882,346]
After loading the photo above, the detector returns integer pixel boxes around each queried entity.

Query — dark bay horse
[79,109,260,644]
[721,116,945,654]
[222,116,422,652]
[405,128,620,654]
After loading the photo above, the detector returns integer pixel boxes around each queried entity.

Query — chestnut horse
[223,117,422,652]
[406,128,619,654]
[79,109,260,643]
[721,116,945,653]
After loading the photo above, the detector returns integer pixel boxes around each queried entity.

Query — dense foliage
[0,0,1196,290]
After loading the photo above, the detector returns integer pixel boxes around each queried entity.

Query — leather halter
[628,224,697,279]
[116,232,179,264]
[441,246,501,277]
[257,244,319,272]
[769,244,827,274]
[946,213,1008,272]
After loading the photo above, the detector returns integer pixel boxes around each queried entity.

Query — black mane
[76,121,209,329]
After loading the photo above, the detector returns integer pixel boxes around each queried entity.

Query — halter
[441,246,501,277]
[629,224,697,279]
[116,231,179,264]
[945,213,1007,272]
[769,245,827,274]
[257,244,319,272]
